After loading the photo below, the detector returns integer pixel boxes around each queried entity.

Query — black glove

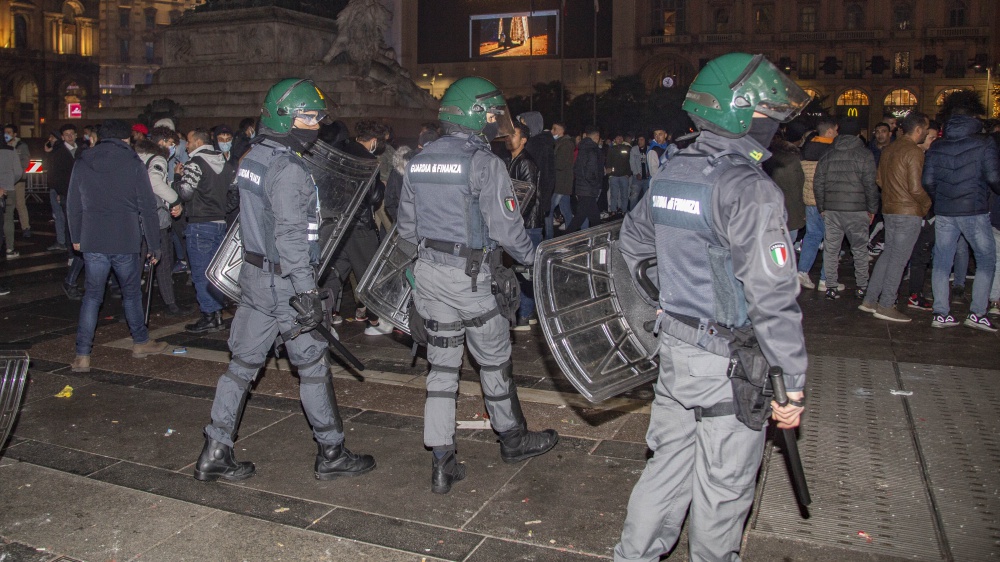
[290,291,324,332]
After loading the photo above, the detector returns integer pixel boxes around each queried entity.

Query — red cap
[131,123,149,135]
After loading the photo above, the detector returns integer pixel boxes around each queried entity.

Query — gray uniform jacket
[813,134,879,214]
[618,131,807,391]
[397,132,536,266]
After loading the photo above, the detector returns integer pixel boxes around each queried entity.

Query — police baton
[144,258,156,326]
[768,366,812,508]
[288,297,366,374]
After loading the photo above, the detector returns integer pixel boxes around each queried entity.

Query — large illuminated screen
[469,11,559,59]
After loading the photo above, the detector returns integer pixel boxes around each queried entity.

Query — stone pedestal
[93,6,437,137]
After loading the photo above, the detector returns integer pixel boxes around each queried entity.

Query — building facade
[402,0,1000,129]
[0,0,100,137]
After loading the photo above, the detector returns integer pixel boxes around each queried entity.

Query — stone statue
[321,0,391,76]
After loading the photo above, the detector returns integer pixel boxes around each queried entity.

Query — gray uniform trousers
[823,210,871,289]
[412,258,520,451]
[614,335,765,562]
[204,264,344,447]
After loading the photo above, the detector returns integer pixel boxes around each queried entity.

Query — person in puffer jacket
[814,117,878,299]
[923,107,1000,330]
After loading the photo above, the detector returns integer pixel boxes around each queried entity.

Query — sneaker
[5,249,18,258]
[868,242,884,257]
[363,320,392,335]
[331,313,344,326]
[62,282,82,301]
[858,301,877,313]
[874,305,911,323]
[964,313,998,332]
[354,306,368,322]
[931,314,960,328]
[797,272,815,290]
[990,302,1000,315]
[855,287,867,299]
[172,260,189,274]
[527,314,538,325]
[599,211,610,220]
[0,285,10,296]
[512,317,531,331]
[22,229,31,239]
[907,294,933,311]
[557,223,567,231]
[825,288,841,300]
[817,280,845,292]
[47,243,66,252]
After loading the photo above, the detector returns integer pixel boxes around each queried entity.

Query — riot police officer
[613,54,808,561]
[396,77,558,494]
[194,78,375,482]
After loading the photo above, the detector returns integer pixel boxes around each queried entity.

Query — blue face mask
[169,145,176,158]
[3,134,10,143]
[218,141,232,153]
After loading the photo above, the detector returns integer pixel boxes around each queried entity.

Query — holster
[726,329,773,431]
[490,264,520,328]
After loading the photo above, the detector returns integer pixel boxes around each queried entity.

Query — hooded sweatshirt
[518,111,555,219]
[65,139,160,254]
[176,144,230,222]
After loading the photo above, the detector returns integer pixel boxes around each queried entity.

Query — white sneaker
[817,280,845,292]
[797,272,815,290]
[364,320,393,335]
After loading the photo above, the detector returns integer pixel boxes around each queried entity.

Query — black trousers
[321,227,380,320]
[567,196,600,233]
[907,220,935,295]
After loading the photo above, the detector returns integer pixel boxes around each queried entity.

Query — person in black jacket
[517,112,555,237]
[566,125,605,233]
[45,124,85,251]
[66,119,167,373]
[505,122,540,330]
[321,120,387,334]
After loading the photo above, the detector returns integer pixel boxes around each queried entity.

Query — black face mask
[287,128,319,152]
[748,117,780,148]
[482,122,500,143]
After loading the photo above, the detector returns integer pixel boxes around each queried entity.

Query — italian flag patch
[769,242,789,267]
[504,196,517,212]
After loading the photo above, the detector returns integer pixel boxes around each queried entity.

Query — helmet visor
[292,110,331,126]
[487,105,516,138]
[732,55,810,122]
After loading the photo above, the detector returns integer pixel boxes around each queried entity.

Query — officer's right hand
[290,291,324,332]
[772,391,805,429]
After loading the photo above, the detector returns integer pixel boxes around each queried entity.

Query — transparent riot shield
[533,222,659,403]
[0,349,29,450]
[207,139,379,302]
[357,225,416,333]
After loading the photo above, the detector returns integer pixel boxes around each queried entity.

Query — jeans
[76,253,148,355]
[991,227,1000,302]
[50,189,67,246]
[932,214,996,316]
[797,206,827,281]
[517,228,543,320]
[609,176,630,213]
[186,221,227,314]
[864,215,922,308]
[952,235,970,288]
[628,178,649,211]
[546,194,575,239]
[823,210,870,289]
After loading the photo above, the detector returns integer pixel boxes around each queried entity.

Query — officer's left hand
[771,391,804,429]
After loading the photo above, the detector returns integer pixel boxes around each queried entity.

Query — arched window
[13,15,27,49]
[884,89,918,107]
[803,88,821,100]
[948,2,966,27]
[845,4,864,31]
[936,88,970,105]
[837,89,870,106]
[893,3,913,30]
[713,8,729,33]
[61,1,84,54]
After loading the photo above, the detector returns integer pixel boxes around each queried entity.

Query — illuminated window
[837,89,870,106]
[800,6,816,32]
[803,88,821,100]
[753,5,773,33]
[884,89,918,106]
[893,4,912,30]
[893,51,911,78]
[652,0,686,35]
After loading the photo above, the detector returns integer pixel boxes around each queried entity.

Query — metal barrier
[0,348,29,451]
[24,160,47,203]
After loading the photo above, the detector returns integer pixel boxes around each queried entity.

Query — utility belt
[656,310,773,431]
[244,251,282,274]
[422,238,502,292]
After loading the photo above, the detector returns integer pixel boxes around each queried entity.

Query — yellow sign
[847,107,858,117]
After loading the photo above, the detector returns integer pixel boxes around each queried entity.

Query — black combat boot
[315,443,376,480]
[186,311,222,334]
[193,438,256,482]
[431,451,466,494]
[499,427,560,464]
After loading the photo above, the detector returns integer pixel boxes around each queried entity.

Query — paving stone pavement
[1,219,998,561]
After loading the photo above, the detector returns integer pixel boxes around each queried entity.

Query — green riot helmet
[438,76,516,139]
[260,78,330,134]
[682,53,810,137]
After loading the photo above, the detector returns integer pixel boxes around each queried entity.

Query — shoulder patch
[769,242,789,267]
[504,196,517,213]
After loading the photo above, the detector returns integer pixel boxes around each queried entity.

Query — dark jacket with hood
[813,134,879,214]
[66,139,160,254]
[337,138,386,231]
[506,148,541,230]
[573,137,605,198]
[923,114,1000,217]
[47,139,84,196]
[763,139,806,231]
[518,112,555,219]
[553,133,575,195]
